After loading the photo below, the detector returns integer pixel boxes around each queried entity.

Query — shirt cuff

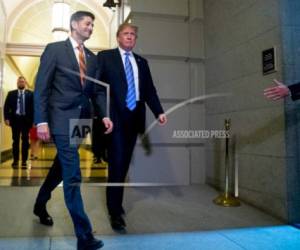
[37,122,48,127]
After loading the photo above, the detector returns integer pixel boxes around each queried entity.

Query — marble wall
[204,0,287,219]
[128,0,206,185]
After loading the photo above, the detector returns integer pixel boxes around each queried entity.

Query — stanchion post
[213,119,240,207]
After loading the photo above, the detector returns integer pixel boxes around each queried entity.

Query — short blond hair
[116,23,138,37]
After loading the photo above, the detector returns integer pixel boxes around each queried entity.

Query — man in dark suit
[97,23,167,232]
[4,76,33,167]
[33,11,112,250]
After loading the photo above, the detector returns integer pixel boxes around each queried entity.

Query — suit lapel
[82,48,94,90]
[84,48,92,78]
[113,48,127,83]
[13,90,18,100]
[13,90,18,110]
[113,49,127,101]
[65,39,81,87]
[133,53,142,96]
[24,90,30,113]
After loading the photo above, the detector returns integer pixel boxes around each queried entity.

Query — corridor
[0,145,107,186]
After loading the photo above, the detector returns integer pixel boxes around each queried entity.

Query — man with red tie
[33,11,112,250]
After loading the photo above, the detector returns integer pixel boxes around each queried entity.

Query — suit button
[78,105,82,109]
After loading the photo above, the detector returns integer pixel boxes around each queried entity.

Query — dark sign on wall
[262,47,277,75]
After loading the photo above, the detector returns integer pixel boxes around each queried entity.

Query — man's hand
[4,120,10,126]
[158,114,167,126]
[37,124,51,141]
[102,117,113,134]
[264,79,290,100]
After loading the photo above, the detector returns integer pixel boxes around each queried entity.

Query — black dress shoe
[30,155,38,160]
[120,207,126,216]
[77,235,104,250]
[33,204,53,226]
[110,215,126,233]
[93,157,102,164]
[11,161,18,167]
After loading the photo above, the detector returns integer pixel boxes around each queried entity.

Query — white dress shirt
[69,36,86,65]
[16,89,25,115]
[118,47,140,101]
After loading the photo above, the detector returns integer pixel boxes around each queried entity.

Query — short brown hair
[70,11,95,31]
[116,23,138,37]
[18,76,25,80]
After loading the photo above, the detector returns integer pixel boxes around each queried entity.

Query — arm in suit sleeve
[3,91,12,121]
[93,53,107,119]
[34,44,56,125]
[143,60,164,118]
[28,91,34,125]
[288,82,300,101]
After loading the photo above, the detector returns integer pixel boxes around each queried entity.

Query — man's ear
[71,20,77,30]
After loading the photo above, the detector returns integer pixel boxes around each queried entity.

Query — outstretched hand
[263,79,290,100]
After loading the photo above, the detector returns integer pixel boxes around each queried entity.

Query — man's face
[72,16,94,41]
[117,27,137,51]
[17,77,26,89]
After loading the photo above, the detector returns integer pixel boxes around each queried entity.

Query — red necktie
[78,45,86,85]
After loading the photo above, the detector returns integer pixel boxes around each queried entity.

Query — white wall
[0,0,8,158]
[2,63,18,152]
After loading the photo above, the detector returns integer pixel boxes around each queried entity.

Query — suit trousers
[11,116,31,162]
[35,135,92,239]
[106,108,140,216]
[92,117,108,161]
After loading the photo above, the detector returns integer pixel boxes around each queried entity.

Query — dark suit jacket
[34,38,106,135]
[96,48,164,132]
[289,83,300,101]
[4,89,34,126]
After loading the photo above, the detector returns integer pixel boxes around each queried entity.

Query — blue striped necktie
[124,52,136,110]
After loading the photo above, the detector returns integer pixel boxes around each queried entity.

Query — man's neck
[119,46,132,54]
[71,34,84,46]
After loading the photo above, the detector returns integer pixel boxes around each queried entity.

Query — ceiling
[6,55,40,88]
[8,0,110,47]
[1,0,23,16]
[2,0,112,21]
[1,0,114,86]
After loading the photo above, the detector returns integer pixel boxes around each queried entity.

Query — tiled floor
[0,146,107,185]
